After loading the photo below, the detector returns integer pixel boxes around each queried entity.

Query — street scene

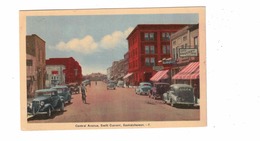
[28,81,199,123]
[25,11,202,124]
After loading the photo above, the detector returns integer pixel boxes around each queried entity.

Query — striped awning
[123,73,133,79]
[173,62,199,80]
[150,70,169,81]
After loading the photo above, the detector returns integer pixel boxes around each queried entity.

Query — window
[26,59,33,66]
[145,46,149,54]
[150,58,155,66]
[194,36,198,48]
[144,45,155,54]
[145,58,150,66]
[162,32,170,40]
[145,57,155,66]
[150,45,155,54]
[144,32,155,41]
[162,45,171,54]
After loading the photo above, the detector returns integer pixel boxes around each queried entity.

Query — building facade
[170,24,199,85]
[126,24,187,85]
[45,65,66,88]
[46,57,83,84]
[110,59,125,81]
[26,34,46,97]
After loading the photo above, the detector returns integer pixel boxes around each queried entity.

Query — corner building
[126,24,187,85]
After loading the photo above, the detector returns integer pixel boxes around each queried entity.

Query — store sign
[153,66,164,71]
[179,48,198,57]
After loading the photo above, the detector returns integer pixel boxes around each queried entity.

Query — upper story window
[194,36,198,48]
[145,57,155,66]
[145,45,155,54]
[162,45,170,54]
[144,33,155,41]
[162,32,170,40]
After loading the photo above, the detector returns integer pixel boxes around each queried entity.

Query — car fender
[169,94,177,103]
[42,103,53,111]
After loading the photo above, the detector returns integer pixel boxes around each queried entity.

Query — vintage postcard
[20,7,206,130]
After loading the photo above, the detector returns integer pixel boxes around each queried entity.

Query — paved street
[28,81,199,123]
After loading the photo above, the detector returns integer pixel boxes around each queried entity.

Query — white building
[107,67,111,80]
[45,65,66,88]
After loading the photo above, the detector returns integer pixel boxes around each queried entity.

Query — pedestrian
[81,84,87,104]
[193,83,199,104]
[95,81,97,85]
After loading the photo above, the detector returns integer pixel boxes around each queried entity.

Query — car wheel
[47,107,52,118]
[60,102,64,112]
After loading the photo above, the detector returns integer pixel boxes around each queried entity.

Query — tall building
[46,57,83,84]
[26,34,46,97]
[126,24,187,85]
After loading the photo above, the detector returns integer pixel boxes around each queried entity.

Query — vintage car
[162,84,195,107]
[135,85,152,95]
[27,89,65,118]
[148,82,170,100]
[107,82,116,90]
[117,80,124,88]
[52,85,72,104]
[82,79,91,86]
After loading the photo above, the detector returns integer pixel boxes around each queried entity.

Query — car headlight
[40,101,45,106]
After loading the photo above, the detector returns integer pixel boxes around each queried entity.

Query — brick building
[46,57,83,84]
[126,24,187,85]
[26,34,46,97]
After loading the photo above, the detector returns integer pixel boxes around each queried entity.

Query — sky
[26,14,198,75]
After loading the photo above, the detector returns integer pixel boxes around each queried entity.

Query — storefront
[150,70,169,83]
[172,62,199,86]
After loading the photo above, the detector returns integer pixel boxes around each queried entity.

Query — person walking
[81,84,87,104]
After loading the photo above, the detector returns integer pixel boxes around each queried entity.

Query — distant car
[27,89,65,118]
[107,82,116,90]
[82,79,91,86]
[52,85,72,104]
[117,80,124,88]
[135,85,152,95]
[163,84,195,107]
[148,82,170,100]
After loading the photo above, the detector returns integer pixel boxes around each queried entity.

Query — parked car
[135,85,152,95]
[117,80,124,87]
[82,79,91,86]
[162,84,195,107]
[52,85,72,104]
[27,89,65,118]
[107,82,116,90]
[148,82,170,100]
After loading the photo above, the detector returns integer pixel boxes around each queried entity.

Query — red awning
[150,70,169,81]
[172,62,199,80]
[123,73,133,79]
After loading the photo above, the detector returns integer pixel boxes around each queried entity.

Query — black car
[148,82,170,99]
[27,89,65,118]
[52,85,72,104]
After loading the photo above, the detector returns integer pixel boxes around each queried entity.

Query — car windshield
[35,91,53,97]
[55,88,67,94]
[141,87,151,92]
